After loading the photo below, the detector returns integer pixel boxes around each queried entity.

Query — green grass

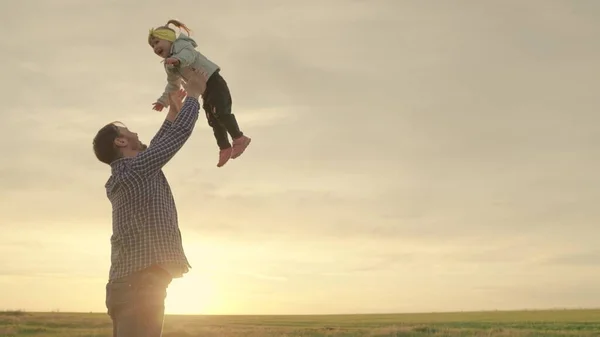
[1,309,600,336]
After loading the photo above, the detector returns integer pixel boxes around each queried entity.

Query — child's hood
[171,34,198,52]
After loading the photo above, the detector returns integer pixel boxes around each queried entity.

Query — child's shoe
[231,135,251,159]
[217,147,233,167]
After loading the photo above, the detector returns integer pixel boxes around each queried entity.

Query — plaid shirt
[104,97,200,281]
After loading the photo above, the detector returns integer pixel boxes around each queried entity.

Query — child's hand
[165,58,180,65]
[152,102,164,111]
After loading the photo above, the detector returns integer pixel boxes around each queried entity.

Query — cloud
[470,282,600,309]
[539,251,600,267]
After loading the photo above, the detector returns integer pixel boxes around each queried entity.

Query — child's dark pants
[202,70,243,150]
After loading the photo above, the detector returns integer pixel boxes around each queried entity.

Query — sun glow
[164,271,220,315]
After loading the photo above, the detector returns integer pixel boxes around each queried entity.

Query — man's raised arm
[132,69,208,176]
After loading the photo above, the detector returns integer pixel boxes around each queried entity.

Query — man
[92,68,208,337]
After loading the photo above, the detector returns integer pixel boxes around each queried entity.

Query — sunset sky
[1,0,599,315]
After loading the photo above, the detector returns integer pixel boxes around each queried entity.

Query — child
[148,19,251,167]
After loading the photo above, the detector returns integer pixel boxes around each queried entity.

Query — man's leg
[106,269,171,337]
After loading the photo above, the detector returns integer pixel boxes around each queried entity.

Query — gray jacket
[156,34,220,107]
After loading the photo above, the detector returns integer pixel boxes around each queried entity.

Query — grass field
[1,309,600,336]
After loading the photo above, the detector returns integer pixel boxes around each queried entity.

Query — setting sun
[165,271,219,315]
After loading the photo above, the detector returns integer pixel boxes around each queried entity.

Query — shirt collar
[110,157,130,174]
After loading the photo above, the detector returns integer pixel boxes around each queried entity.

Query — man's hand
[181,67,209,99]
[169,89,186,111]
[165,57,180,65]
[165,89,187,122]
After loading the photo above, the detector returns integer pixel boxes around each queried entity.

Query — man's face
[115,125,147,151]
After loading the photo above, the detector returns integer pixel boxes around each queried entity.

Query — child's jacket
[156,34,220,108]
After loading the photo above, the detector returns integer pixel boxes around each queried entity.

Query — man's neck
[120,148,140,158]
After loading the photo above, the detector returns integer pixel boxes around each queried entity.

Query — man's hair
[93,122,122,165]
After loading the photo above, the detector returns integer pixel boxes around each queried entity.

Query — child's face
[149,36,172,58]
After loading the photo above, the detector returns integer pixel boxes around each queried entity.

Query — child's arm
[165,41,197,68]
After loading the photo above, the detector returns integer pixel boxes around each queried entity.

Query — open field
[1,309,600,336]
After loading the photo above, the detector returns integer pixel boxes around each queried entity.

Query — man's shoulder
[106,158,166,189]
[105,160,136,189]
[104,172,125,194]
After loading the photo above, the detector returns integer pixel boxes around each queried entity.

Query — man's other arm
[131,96,200,176]
[149,90,186,146]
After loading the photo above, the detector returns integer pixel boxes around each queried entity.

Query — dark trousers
[202,70,244,150]
[105,266,173,337]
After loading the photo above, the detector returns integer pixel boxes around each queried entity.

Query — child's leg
[208,72,251,159]
[205,108,230,149]
[203,105,233,167]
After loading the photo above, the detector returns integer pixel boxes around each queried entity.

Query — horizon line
[3,307,599,316]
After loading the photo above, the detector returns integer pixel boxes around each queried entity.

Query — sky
[0,0,599,315]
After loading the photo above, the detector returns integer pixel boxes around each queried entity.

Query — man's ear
[114,137,128,148]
